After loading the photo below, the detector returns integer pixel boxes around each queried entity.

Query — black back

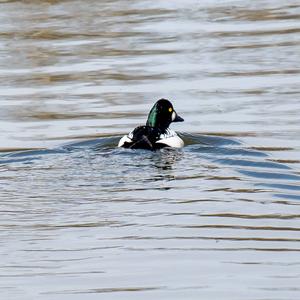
[122,126,167,150]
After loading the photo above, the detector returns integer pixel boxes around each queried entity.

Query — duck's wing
[127,126,155,150]
[118,126,160,150]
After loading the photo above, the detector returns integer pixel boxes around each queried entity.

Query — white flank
[156,135,184,148]
[118,135,132,147]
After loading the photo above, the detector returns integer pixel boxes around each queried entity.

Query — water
[1,1,300,299]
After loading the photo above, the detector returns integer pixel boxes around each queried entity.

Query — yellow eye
[168,107,173,112]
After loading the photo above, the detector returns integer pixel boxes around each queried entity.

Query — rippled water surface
[1,1,300,299]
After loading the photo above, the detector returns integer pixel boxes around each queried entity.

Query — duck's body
[118,99,184,150]
[118,126,184,150]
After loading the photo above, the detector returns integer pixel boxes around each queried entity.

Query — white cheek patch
[171,111,176,121]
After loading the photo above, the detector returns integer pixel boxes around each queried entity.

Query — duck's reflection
[151,147,183,171]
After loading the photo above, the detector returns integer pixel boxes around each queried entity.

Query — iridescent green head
[146,99,184,131]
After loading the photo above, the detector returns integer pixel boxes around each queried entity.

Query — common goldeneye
[118,98,184,150]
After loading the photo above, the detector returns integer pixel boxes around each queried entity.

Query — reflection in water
[151,148,183,171]
[1,1,300,300]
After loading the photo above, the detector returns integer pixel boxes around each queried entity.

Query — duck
[118,98,184,150]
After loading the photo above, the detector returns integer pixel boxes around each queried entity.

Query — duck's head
[146,98,184,131]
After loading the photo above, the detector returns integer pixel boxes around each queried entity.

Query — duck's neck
[146,122,169,134]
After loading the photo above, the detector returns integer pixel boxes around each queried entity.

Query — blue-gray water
[1,1,300,299]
